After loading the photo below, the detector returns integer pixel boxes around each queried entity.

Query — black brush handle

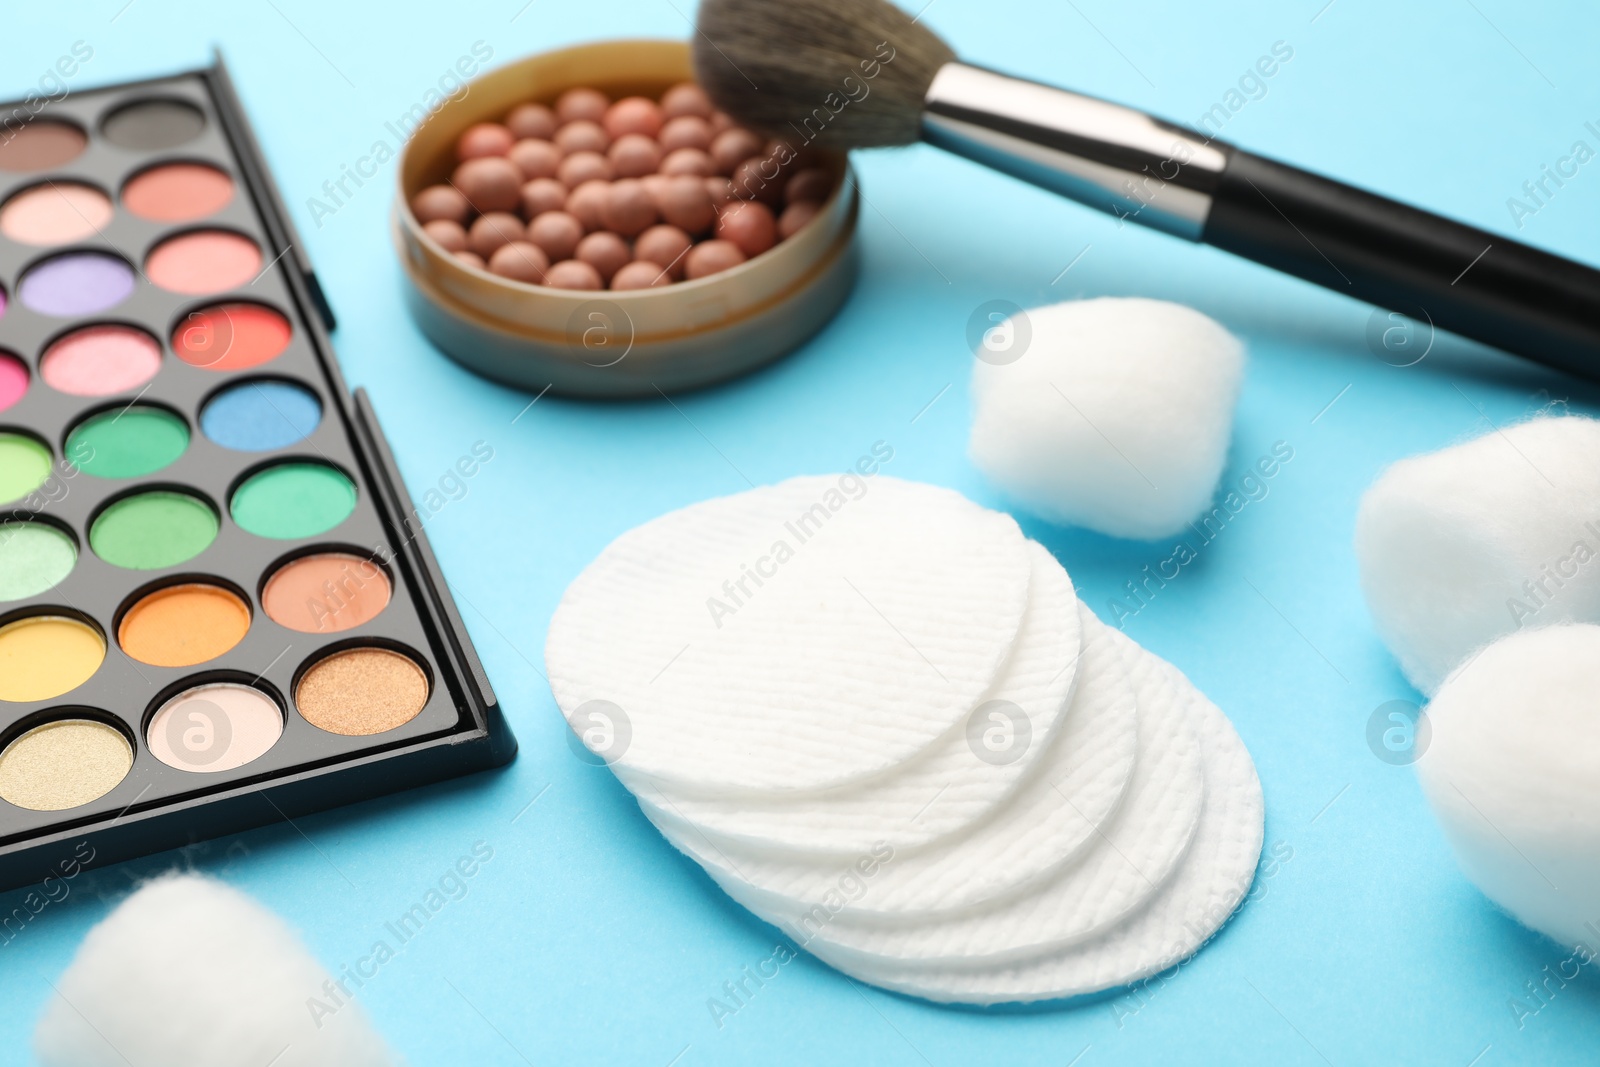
[1202,147,1600,380]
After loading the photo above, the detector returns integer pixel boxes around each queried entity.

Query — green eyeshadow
[67,405,189,479]
[231,462,356,540]
[90,490,218,569]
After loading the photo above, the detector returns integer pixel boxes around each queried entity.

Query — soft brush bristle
[693,0,957,149]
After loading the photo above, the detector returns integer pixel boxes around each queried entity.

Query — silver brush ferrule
[921,62,1228,241]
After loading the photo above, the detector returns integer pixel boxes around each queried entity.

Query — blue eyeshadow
[200,379,322,452]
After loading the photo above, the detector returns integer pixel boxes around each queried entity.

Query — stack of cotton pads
[546,475,1263,1004]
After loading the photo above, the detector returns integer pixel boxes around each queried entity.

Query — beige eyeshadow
[295,647,429,736]
[0,719,132,811]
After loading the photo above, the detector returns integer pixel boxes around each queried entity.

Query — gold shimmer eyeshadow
[0,720,131,811]
[0,62,510,890]
[296,647,429,735]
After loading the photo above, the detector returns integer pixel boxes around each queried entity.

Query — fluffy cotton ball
[1418,624,1600,951]
[969,297,1244,540]
[1355,415,1600,694]
[36,874,393,1067]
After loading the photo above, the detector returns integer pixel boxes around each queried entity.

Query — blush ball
[451,157,522,213]
[661,82,713,120]
[710,128,764,175]
[557,150,613,188]
[564,180,610,232]
[611,260,672,290]
[555,87,609,124]
[600,179,659,238]
[520,177,569,219]
[778,200,821,238]
[422,219,468,253]
[468,212,526,259]
[576,231,632,284]
[554,120,610,155]
[609,134,663,179]
[685,239,746,279]
[656,175,715,235]
[969,297,1245,540]
[1418,624,1600,951]
[506,102,557,141]
[411,184,470,225]
[457,122,514,160]
[453,250,485,269]
[1355,415,1600,693]
[635,225,693,279]
[488,241,550,283]
[659,116,712,154]
[660,148,715,177]
[544,259,603,290]
[508,138,562,181]
[715,200,776,257]
[604,96,663,140]
[526,210,585,262]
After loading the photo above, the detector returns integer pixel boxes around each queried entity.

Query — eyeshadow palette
[0,58,514,890]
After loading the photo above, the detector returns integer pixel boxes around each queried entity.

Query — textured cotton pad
[816,656,1262,1004]
[778,629,1205,965]
[970,298,1244,540]
[1356,414,1600,694]
[1417,624,1600,950]
[641,542,1082,853]
[35,874,393,1067]
[651,606,1139,918]
[546,476,1032,792]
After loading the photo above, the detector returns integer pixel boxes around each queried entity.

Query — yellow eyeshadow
[0,615,105,702]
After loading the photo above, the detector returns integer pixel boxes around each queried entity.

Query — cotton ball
[1418,624,1600,950]
[969,298,1244,540]
[1355,415,1600,694]
[36,874,393,1067]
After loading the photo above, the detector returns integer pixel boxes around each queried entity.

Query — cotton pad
[969,297,1245,540]
[1417,624,1600,951]
[35,874,393,1067]
[650,605,1139,917]
[546,475,1032,792]
[1356,414,1600,693]
[773,629,1204,964]
[641,542,1082,854]
[816,660,1263,1004]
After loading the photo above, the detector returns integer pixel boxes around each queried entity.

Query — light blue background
[3,1,1600,1063]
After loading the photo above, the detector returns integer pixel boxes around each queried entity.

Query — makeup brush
[693,0,1600,381]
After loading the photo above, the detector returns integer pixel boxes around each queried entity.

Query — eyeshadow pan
[0,120,86,172]
[263,552,391,633]
[0,521,76,602]
[231,462,356,539]
[146,230,262,294]
[41,325,162,397]
[122,163,234,222]
[173,303,291,371]
[19,252,136,317]
[119,582,250,667]
[101,98,205,151]
[0,351,28,412]
[67,405,189,479]
[147,683,282,773]
[0,433,52,506]
[201,379,321,451]
[296,647,429,735]
[0,183,114,246]
[90,490,218,570]
[0,719,130,811]
[0,615,105,702]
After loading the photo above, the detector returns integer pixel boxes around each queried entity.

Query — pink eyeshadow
[0,352,26,412]
[41,326,162,397]
[146,230,262,295]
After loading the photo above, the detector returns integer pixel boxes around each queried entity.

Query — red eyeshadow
[172,303,292,370]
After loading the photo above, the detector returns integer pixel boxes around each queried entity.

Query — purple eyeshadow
[18,252,136,317]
